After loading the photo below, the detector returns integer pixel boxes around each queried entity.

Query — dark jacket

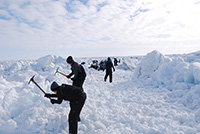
[50,84,83,104]
[68,61,86,81]
[105,58,115,73]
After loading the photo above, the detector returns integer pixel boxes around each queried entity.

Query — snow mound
[154,56,200,88]
[35,55,56,70]
[182,50,200,63]
[190,62,200,84]
[134,50,166,78]
[34,55,65,71]
[133,50,200,89]
[117,56,139,71]
[0,50,200,133]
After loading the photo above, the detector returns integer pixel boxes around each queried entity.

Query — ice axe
[28,75,50,99]
[54,67,67,77]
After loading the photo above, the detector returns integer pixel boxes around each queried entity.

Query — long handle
[29,75,51,100]
[33,80,52,100]
[32,79,46,94]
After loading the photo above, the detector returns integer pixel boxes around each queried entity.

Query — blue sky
[0,0,200,60]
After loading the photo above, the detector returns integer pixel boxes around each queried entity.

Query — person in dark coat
[66,56,86,88]
[114,58,118,66]
[45,81,86,134]
[104,57,115,83]
[98,60,106,71]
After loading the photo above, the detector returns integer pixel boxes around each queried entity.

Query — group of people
[45,56,116,134]
[89,59,106,71]
[89,57,118,73]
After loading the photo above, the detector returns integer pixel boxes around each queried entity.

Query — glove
[71,77,74,81]
[50,99,56,104]
[66,75,70,78]
[44,93,51,98]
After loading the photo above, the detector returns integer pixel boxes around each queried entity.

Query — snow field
[0,50,200,133]
[83,69,198,134]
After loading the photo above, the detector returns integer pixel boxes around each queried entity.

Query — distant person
[98,60,106,71]
[89,60,98,70]
[45,81,86,134]
[104,57,115,83]
[66,56,86,88]
[114,58,118,66]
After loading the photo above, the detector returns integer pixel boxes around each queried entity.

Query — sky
[0,0,200,60]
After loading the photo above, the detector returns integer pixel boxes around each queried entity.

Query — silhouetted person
[45,82,86,134]
[66,56,86,88]
[104,57,115,83]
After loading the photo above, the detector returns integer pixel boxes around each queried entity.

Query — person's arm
[67,71,74,78]
[44,93,58,98]
[50,93,64,104]
[111,62,115,71]
[71,63,79,80]
[113,66,115,71]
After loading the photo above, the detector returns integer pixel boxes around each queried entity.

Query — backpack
[79,64,86,78]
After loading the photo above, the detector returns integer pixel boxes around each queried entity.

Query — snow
[0,50,200,134]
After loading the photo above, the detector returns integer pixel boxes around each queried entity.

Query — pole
[28,75,47,95]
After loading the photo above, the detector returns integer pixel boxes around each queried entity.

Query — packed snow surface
[1,50,200,134]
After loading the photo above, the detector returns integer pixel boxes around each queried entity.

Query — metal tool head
[28,75,35,84]
[54,67,59,75]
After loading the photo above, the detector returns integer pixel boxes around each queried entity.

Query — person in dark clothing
[114,58,118,66]
[45,81,86,134]
[98,60,106,71]
[89,60,98,70]
[66,56,86,88]
[104,57,115,83]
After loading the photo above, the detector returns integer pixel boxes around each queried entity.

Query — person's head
[66,56,74,65]
[107,57,111,62]
[50,81,59,93]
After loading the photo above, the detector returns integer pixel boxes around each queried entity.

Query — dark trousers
[68,92,86,134]
[104,72,112,83]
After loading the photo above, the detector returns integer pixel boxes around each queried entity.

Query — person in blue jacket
[104,57,115,83]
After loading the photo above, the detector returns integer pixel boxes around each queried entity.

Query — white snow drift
[0,50,200,134]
